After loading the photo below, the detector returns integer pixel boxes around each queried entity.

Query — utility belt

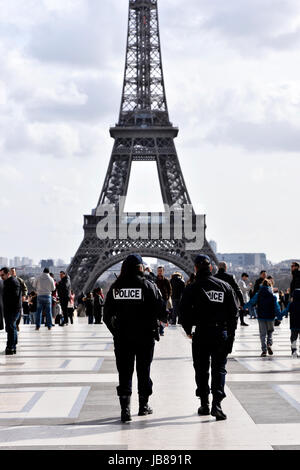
[194,324,227,337]
[196,322,227,330]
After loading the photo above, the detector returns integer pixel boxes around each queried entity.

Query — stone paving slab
[0,317,299,450]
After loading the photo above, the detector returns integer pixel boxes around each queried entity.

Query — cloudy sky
[0,0,299,265]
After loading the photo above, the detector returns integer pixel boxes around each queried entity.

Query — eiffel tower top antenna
[119,0,171,127]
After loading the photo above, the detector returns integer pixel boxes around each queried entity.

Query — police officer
[104,254,165,423]
[180,255,238,420]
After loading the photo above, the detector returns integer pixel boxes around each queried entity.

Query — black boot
[198,397,210,416]
[211,401,227,421]
[119,396,132,423]
[138,396,153,416]
[5,348,14,355]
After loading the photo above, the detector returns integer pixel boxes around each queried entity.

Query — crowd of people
[0,262,299,358]
[0,267,106,355]
[212,263,300,357]
[0,258,300,423]
[144,262,300,360]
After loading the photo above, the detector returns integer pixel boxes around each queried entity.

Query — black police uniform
[291,269,300,297]
[180,269,238,418]
[104,259,164,422]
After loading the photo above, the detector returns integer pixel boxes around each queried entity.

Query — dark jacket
[156,276,172,301]
[245,286,281,321]
[22,301,30,316]
[84,298,94,317]
[104,273,165,341]
[170,275,185,300]
[291,270,300,297]
[57,276,71,301]
[3,276,22,317]
[289,289,300,330]
[215,269,244,307]
[180,272,239,352]
[253,277,264,294]
[29,295,37,313]
[0,279,4,330]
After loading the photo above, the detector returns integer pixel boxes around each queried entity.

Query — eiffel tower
[68,0,217,294]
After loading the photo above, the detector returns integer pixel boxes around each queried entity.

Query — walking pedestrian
[253,270,267,294]
[56,271,71,326]
[10,268,28,331]
[0,267,22,354]
[245,279,281,357]
[83,293,94,324]
[186,273,196,286]
[155,266,171,336]
[238,273,255,319]
[22,296,30,324]
[290,262,300,297]
[77,292,86,318]
[279,291,285,312]
[104,254,165,423]
[279,289,300,357]
[28,291,37,325]
[170,272,185,325]
[34,268,56,330]
[180,255,238,420]
[67,290,75,324]
[93,288,104,324]
[215,262,247,326]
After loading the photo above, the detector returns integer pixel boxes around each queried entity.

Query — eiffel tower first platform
[68,0,218,295]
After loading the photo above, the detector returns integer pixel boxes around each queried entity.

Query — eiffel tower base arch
[68,232,218,295]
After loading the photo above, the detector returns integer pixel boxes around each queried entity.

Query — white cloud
[0,164,23,182]
[207,119,300,152]
[26,0,126,67]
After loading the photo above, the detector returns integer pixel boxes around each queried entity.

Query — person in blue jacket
[279,289,300,357]
[245,279,281,357]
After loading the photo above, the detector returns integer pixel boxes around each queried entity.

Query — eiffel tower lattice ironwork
[68,0,217,294]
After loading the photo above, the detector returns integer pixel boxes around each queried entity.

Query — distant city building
[40,259,55,269]
[56,259,67,267]
[21,257,33,267]
[217,253,267,268]
[13,256,22,267]
[0,257,9,267]
[209,240,217,254]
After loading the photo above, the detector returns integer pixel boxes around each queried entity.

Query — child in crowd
[22,296,30,324]
[245,279,281,357]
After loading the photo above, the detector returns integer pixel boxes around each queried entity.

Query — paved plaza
[0,317,299,450]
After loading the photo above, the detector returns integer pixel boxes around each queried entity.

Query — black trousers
[60,299,69,324]
[94,311,103,324]
[291,330,300,351]
[4,312,19,350]
[192,335,228,403]
[114,337,155,398]
[67,308,74,324]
